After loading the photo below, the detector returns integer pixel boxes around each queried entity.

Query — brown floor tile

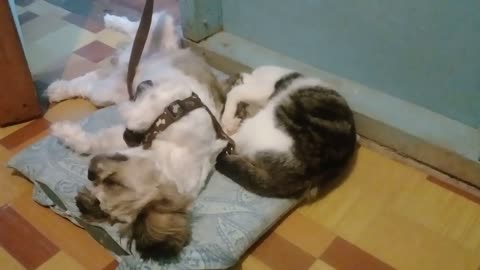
[18,11,38,25]
[0,118,50,150]
[0,206,58,270]
[0,121,31,141]
[252,233,316,270]
[103,260,119,270]
[12,193,115,270]
[61,54,98,80]
[275,211,336,257]
[63,13,105,33]
[427,175,480,205]
[9,130,49,155]
[74,41,115,63]
[321,237,394,270]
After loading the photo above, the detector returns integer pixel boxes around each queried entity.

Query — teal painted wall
[8,0,25,52]
[222,0,480,128]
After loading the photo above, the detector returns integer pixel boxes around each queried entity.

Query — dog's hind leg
[104,14,139,38]
[46,70,128,107]
[46,71,100,104]
[51,122,128,154]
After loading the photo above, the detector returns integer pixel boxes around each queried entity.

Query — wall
[222,0,480,128]
[8,0,25,52]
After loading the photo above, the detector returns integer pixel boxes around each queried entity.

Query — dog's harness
[124,0,234,153]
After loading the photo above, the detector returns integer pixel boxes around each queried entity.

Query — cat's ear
[221,73,242,94]
[240,73,252,84]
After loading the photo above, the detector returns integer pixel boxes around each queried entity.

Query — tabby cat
[217,66,357,200]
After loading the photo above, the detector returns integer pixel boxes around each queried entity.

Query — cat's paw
[51,121,91,154]
[221,116,242,135]
[46,80,69,103]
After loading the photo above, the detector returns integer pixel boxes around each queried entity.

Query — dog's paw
[221,116,242,135]
[104,13,131,34]
[46,80,69,103]
[51,121,91,153]
[103,13,118,29]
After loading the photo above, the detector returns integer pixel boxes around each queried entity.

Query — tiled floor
[2,0,480,269]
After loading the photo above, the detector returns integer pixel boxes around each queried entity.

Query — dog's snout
[123,129,145,147]
[87,169,96,181]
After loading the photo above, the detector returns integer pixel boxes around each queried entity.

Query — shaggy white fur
[47,12,227,220]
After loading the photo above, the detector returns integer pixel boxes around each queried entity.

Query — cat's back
[275,76,357,171]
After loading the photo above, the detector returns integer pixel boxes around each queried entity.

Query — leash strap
[126,0,154,101]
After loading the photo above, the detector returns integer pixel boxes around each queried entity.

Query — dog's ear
[130,185,192,259]
[89,154,128,181]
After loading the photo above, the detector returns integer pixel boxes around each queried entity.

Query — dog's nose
[123,129,145,147]
[87,169,96,181]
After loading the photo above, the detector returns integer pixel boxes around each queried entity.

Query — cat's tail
[215,151,352,201]
[215,152,314,199]
[104,12,181,52]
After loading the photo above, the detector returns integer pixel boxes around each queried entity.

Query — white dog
[46,12,227,259]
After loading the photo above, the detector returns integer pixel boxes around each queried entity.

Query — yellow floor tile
[44,99,97,123]
[37,252,85,270]
[0,146,32,206]
[355,210,479,270]
[96,29,129,48]
[0,167,32,207]
[299,146,426,241]
[275,211,336,257]
[25,0,70,17]
[0,247,25,270]
[391,176,480,252]
[309,260,335,270]
[240,256,272,270]
[0,145,11,163]
[0,121,31,140]
[12,193,114,270]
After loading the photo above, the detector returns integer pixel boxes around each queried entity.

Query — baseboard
[186,32,480,188]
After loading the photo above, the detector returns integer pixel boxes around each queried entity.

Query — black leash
[126,0,154,101]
